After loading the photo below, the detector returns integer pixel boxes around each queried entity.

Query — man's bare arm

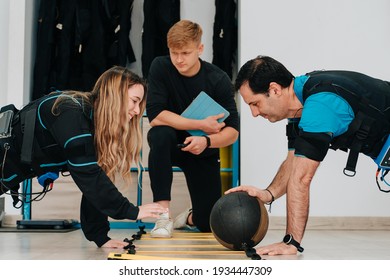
[286,156,320,243]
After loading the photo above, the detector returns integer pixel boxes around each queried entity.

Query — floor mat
[0,227,79,233]
[108,232,255,260]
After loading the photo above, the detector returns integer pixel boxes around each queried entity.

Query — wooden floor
[1,226,390,260]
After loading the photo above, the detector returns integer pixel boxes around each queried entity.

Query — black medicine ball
[210,191,269,250]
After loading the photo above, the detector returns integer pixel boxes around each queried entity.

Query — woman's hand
[137,203,168,220]
[101,239,129,248]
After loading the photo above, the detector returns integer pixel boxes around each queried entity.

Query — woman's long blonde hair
[53,66,147,183]
[93,66,147,182]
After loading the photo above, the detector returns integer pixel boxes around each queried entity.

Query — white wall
[239,0,390,217]
[0,0,10,106]
[3,0,36,107]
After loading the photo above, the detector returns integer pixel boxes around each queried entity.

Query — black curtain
[32,0,135,101]
[212,0,237,79]
[141,0,180,78]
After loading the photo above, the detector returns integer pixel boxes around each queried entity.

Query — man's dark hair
[234,56,294,94]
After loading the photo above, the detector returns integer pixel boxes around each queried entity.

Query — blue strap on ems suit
[374,135,390,169]
[37,172,59,188]
[374,135,390,192]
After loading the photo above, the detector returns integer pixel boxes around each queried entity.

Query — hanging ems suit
[286,70,390,191]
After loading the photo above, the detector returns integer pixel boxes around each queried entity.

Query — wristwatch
[283,234,304,253]
[202,135,211,148]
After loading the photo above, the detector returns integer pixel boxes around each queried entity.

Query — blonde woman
[0,66,166,248]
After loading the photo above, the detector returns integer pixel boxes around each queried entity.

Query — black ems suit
[289,70,390,175]
[0,93,139,247]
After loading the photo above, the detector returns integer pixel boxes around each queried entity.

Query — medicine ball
[210,191,269,250]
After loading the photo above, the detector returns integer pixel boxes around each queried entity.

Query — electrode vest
[301,70,390,175]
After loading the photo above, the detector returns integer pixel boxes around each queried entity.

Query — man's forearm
[208,127,238,148]
[286,180,310,243]
[267,151,295,199]
[286,157,320,243]
[150,110,201,130]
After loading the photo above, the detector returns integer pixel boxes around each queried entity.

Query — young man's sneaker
[150,212,173,238]
[173,208,196,230]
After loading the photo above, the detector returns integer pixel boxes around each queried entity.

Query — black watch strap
[203,135,211,148]
[283,234,304,253]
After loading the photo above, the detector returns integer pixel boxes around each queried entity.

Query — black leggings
[147,126,222,232]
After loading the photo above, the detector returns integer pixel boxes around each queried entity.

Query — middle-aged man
[227,55,390,255]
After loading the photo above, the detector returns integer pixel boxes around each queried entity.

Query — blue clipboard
[181,91,230,136]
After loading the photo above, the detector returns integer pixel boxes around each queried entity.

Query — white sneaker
[173,208,196,230]
[150,212,173,238]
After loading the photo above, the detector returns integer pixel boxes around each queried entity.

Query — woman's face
[127,83,144,121]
